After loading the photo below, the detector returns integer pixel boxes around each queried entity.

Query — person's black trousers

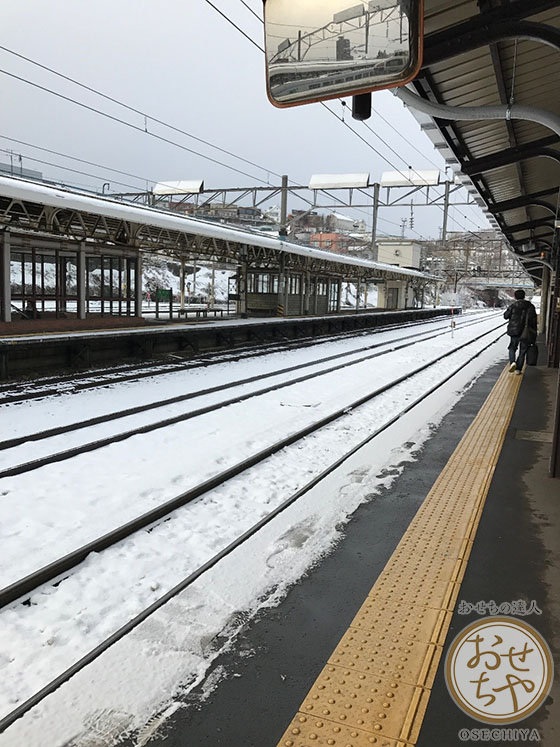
[508,335,529,370]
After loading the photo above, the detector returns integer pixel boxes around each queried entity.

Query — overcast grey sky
[1,0,490,239]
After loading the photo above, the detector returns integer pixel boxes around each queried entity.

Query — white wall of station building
[374,240,422,309]
[376,240,422,271]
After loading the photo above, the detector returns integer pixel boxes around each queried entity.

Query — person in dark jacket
[503,289,537,374]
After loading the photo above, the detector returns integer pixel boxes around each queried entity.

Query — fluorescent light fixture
[153,180,204,195]
[381,169,440,187]
[308,173,370,189]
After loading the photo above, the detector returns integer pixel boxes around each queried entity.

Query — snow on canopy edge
[0,175,439,282]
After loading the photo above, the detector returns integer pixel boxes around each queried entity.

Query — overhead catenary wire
[0,131,395,234]
[319,103,429,240]
[0,46,369,219]
[222,2,485,240]
[371,104,444,171]
[0,147,146,193]
[1,11,473,235]
[237,0,262,23]
[0,68,272,184]
[356,109,487,239]
[183,6,400,232]
[0,43,281,180]
[1,11,483,239]
[0,134,155,186]
[226,0,434,201]
[368,105,489,232]
[202,0,264,52]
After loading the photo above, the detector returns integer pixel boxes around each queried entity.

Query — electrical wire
[359,111,486,239]
[370,103,444,171]
[0,68,272,184]
[224,0,479,240]
[0,8,484,237]
[0,43,281,180]
[0,134,154,186]
[368,105,489,232]
[0,14,448,235]
[203,0,264,52]
[237,0,262,23]
[0,131,390,233]
[319,103,429,239]
[0,147,144,192]
[1,8,482,240]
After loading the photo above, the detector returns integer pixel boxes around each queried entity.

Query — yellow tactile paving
[327,627,442,690]
[276,366,522,747]
[280,714,411,747]
[349,599,452,647]
[297,665,428,743]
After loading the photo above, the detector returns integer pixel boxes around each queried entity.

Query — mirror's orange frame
[264,0,424,108]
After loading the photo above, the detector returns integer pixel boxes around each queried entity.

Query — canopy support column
[1,231,11,323]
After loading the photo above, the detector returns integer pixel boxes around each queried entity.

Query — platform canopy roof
[0,176,438,283]
[308,173,370,189]
[153,180,204,195]
[380,170,441,187]
[418,0,560,285]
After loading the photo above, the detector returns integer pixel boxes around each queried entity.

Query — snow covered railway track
[0,315,496,480]
[0,324,504,611]
[0,327,505,733]
[0,323,402,402]
[0,312,484,404]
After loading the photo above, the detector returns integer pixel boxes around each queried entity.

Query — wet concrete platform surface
[126,357,559,746]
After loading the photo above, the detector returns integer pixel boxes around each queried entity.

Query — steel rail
[0,312,464,404]
[0,323,504,610]
[0,315,488,452]
[0,317,499,477]
[0,330,506,734]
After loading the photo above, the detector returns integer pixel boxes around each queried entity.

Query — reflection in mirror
[265,0,422,106]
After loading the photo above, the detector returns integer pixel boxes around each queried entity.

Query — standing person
[503,289,537,374]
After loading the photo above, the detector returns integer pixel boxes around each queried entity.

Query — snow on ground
[0,313,507,745]
[0,314,503,589]
[1,312,493,441]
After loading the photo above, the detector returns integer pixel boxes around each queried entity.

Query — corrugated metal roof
[419,0,560,281]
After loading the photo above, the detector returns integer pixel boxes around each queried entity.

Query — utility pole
[180,258,186,311]
[278,174,288,241]
[442,180,451,241]
[280,175,289,239]
[371,182,380,261]
[193,256,198,300]
[238,245,248,317]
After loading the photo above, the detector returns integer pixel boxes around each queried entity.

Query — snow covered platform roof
[0,176,438,282]
[153,180,204,195]
[308,173,369,189]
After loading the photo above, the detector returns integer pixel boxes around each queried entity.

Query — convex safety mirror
[264,0,423,107]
